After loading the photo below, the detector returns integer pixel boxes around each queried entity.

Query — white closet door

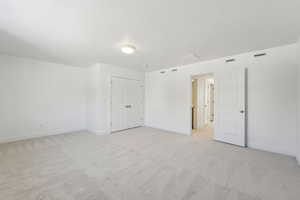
[111,77,142,132]
[214,67,246,147]
[111,77,125,132]
[124,79,142,128]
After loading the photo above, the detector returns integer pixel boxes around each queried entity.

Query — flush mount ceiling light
[121,45,136,54]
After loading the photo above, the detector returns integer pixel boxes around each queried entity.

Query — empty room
[0,1,300,199]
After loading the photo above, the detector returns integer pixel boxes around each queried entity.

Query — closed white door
[214,67,246,147]
[111,77,142,132]
[124,79,142,128]
[111,77,125,132]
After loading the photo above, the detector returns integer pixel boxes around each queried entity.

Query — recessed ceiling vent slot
[160,71,166,74]
[225,58,235,63]
[254,53,266,57]
[171,69,178,72]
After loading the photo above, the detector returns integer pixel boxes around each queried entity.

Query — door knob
[240,110,245,113]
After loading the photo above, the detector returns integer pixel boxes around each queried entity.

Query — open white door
[214,67,246,147]
[197,78,206,129]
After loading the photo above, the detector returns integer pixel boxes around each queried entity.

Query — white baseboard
[88,129,111,135]
[0,128,86,144]
[144,125,190,135]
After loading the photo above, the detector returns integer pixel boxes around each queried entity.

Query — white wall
[0,55,144,142]
[87,63,145,134]
[145,44,298,156]
[0,55,87,142]
[86,64,102,133]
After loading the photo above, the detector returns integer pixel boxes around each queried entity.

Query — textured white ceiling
[0,0,299,71]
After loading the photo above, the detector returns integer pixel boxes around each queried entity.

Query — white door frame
[189,70,247,147]
[189,73,214,135]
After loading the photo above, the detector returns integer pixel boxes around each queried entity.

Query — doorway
[191,73,215,138]
[190,67,246,147]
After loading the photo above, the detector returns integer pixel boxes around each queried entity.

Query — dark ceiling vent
[160,71,166,74]
[254,53,266,57]
[225,58,235,63]
[171,68,178,72]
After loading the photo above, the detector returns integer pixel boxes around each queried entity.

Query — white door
[111,77,142,132]
[123,79,142,129]
[111,77,125,132]
[209,83,215,122]
[197,78,206,129]
[214,67,246,147]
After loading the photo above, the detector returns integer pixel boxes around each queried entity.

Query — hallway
[193,125,214,139]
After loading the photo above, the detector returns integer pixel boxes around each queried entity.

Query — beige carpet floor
[0,127,299,200]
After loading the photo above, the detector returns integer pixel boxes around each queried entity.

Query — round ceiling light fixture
[121,45,136,54]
